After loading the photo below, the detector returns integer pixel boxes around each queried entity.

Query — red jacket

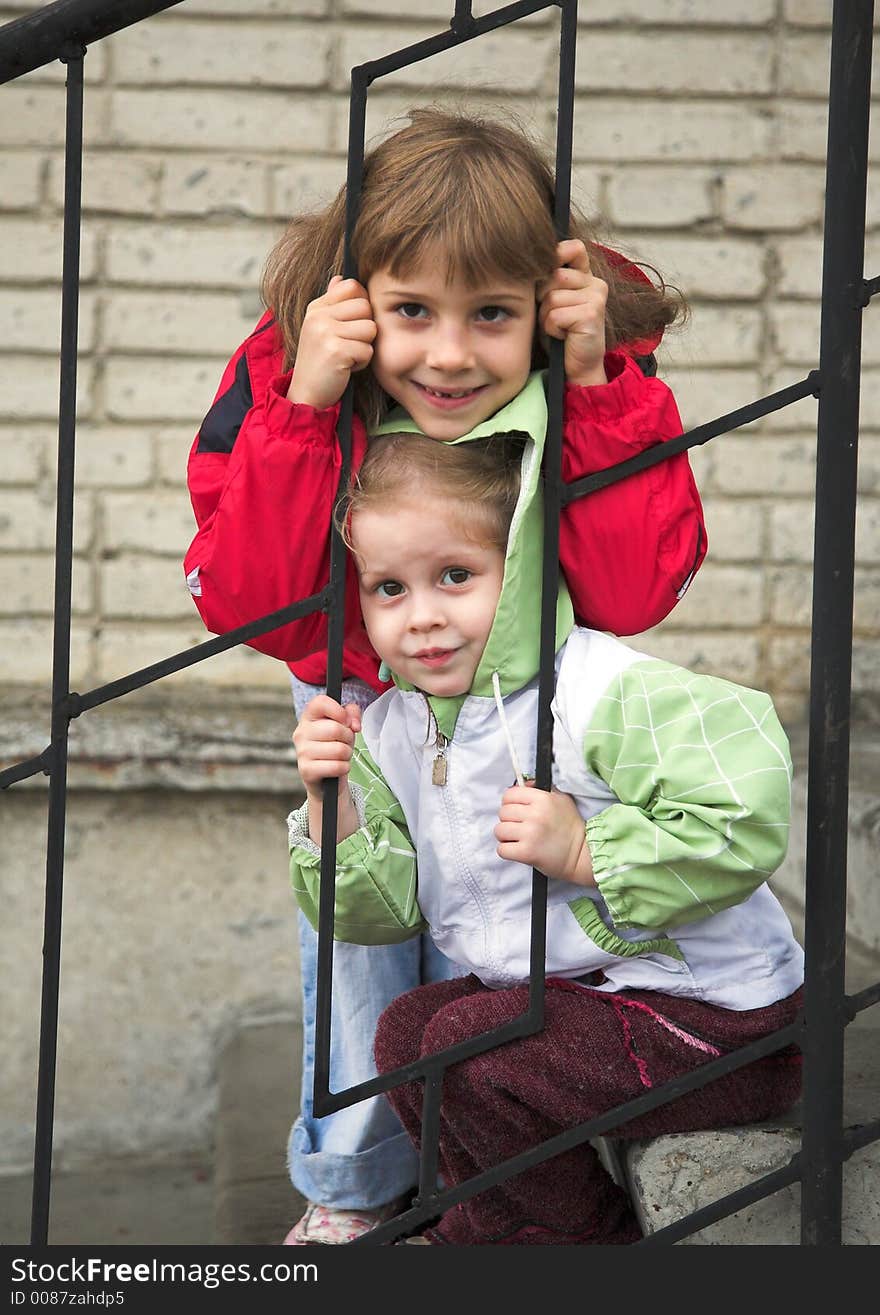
[185,313,705,692]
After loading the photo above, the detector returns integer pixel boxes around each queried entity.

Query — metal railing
[0,0,876,1249]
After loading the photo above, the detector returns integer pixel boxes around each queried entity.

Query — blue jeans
[289,911,462,1209]
[288,671,463,1208]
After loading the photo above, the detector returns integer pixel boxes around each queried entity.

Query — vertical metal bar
[30,43,85,1247]
[415,1068,444,1203]
[451,1,474,34]
[529,0,577,1006]
[800,0,873,1246]
[313,68,369,1112]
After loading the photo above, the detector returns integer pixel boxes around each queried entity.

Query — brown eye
[442,568,471,585]
[477,306,510,323]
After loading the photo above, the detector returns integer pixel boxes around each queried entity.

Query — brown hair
[263,107,685,428]
[340,432,523,557]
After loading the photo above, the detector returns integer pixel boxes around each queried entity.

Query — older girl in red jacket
[184,107,705,1245]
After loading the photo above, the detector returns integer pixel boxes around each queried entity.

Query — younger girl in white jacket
[289,386,804,1245]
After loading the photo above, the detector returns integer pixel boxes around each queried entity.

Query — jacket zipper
[435,736,497,976]
[432,731,448,786]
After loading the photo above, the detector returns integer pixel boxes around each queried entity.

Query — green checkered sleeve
[582,661,793,931]
[288,736,426,945]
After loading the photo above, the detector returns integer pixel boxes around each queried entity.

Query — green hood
[369,372,574,739]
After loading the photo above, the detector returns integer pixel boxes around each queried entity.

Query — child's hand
[288,276,377,410]
[494,783,595,887]
[293,695,362,798]
[538,238,608,388]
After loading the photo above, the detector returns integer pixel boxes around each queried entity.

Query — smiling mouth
[412,648,457,667]
[413,382,487,402]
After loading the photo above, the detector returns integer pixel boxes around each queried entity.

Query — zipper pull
[432,731,448,786]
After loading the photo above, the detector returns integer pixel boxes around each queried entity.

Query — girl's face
[367,258,537,441]
[353,495,505,698]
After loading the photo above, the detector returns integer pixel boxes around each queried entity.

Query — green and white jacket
[288,376,804,1010]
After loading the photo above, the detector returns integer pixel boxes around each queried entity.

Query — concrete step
[213,1015,306,1246]
[620,1011,880,1244]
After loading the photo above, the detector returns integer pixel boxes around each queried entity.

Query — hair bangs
[354,142,557,289]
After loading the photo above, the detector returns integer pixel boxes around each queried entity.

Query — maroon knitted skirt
[373,975,803,1245]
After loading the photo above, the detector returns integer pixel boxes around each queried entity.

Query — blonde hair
[341,432,523,555]
[263,106,685,427]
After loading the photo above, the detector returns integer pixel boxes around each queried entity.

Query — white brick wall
[0,0,876,722]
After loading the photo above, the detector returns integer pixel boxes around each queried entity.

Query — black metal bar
[451,1,476,36]
[848,983,880,1016]
[860,274,880,304]
[359,0,555,83]
[0,0,185,85]
[317,1009,551,1115]
[800,0,873,1247]
[68,588,330,718]
[415,1066,443,1204]
[562,373,820,505]
[527,0,578,1023]
[312,68,368,1119]
[844,1118,880,1157]
[30,47,84,1248]
[0,751,53,791]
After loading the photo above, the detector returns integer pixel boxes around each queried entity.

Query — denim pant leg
[288,910,462,1210]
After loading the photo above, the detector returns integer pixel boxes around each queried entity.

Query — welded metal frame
[0,0,876,1250]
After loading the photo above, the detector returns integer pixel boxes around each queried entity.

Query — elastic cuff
[265,376,342,443]
[564,352,649,425]
[584,814,630,926]
[287,786,368,859]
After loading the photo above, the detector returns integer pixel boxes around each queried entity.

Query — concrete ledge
[621,1016,880,1244]
[0,688,299,792]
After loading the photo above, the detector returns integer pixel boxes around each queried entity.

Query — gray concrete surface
[212,1016,306,1247]
[0,1156,213,1247]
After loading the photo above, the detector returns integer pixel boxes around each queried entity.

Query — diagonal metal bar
[860,274,880,304]
[68,588,330,718]
[0,0,185,85]
[800,0,873,1247]
[845,1119,880,1157]
[358,0,557,84]
[562,372,820,505]
[849,983,880,1015]
[0,751,53,791]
